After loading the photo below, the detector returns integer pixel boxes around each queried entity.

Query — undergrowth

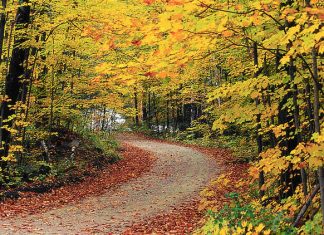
[0,129,119,197]
[136,124,257,163]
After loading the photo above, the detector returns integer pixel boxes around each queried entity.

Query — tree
[1,0,30,158]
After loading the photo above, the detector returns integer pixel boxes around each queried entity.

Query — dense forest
[0,0,323,234]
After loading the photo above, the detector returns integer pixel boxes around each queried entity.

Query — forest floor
[0,133,243,234]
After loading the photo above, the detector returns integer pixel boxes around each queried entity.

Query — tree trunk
[290,58,308,196]
[134,90,139,127]
[293,184,320,227]
[253,42,265,198]
[312,48,320,134]
[172,99,176,132]
[0,0,7,62]
[101,107,106,131]
[147,92,151,128]
[166,99,170,131]
[312,47,323,226]
[49,64,55,132]
[0,1,30,157]
[142,93,147,123]
[319,168,324,226]
[305,79,314,134]
[153,93,159,132]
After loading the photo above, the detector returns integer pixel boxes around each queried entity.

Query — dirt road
[0,136,219,234]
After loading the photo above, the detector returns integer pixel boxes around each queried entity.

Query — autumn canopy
[0,0,323,233]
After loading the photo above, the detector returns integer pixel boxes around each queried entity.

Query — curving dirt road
[0,136,219,234]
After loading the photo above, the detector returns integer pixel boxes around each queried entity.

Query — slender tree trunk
[101,107,106,131]
[293,184,320,227]
[290,58,308,196]
[312,49,320,134]
[174,100,178,131]
[0,0,7,62]
[147,92,151,128]
[253,42,265,198]
[291,63,300,137]
[312,47,324,226]
[134,89,139,127]
[275,48,281,73]
[166,99,170,131]
[267,93,276,147]
[172,101,176,132]
[319,168,324,226]
[0,0,7,148]
[305,79,314,134]
[142,93,147,124]
[5,20,14,74]
[153,93,159,132]
[49,64,54,132]
[256,99,265,197]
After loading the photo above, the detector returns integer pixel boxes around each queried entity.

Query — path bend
[0,136,219,234]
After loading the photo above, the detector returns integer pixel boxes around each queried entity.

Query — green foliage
[300,212,323,235]
[168,130,257,162]
[18,161,52,182]
[199,192,297,235]
[0,166,22,188]
[79,130,120,164]
[0,129,120,191]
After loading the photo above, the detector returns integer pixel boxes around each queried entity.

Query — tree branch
[293,184,320,227]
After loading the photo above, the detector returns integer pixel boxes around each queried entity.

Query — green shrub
[300,212,323,235]
[198,192,297,235]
